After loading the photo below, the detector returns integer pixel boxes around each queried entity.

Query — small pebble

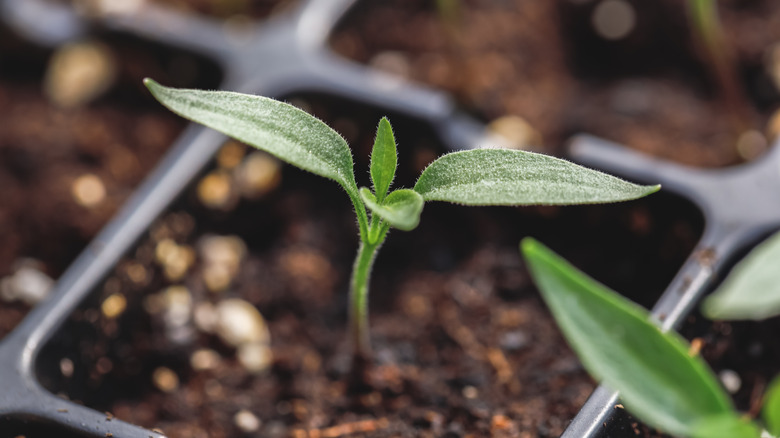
[217,141,246,170]
[499,330,530,351]
[190,349,221,371]
[592,0,635,41]
[369,51,411,79]
[736,129,767,161]
[462,385,478,399]
[101,293,127,319]
[197,171,234,210]
[0,262,54,305]
[486,115,542,150]
[152,367,179,393]
[44,41,116,108]
[237,342,273,374]
[71,174,106,208]
[236,152,282,199]
[234,409,261,433]
[215,298,270,347]
[719,369,741,394]
[60,358,74,378]
[199,235,247,293]
[155,239,195,281]
[193,302,219,333]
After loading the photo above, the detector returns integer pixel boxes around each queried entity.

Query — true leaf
[414,149,659,205]
[764,375,780,436]
[691,413,761,438]
[702,230,780,321]
[360,188,423,231]
[144,79,358,196]
[370,117,397,202]
[520,238,734,438]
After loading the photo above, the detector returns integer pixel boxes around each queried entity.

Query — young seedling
[521,238,780,438]
[687,0,752,135]
[143,78,659,363]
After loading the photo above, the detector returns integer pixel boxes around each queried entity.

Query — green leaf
[370,117,397,202]
[360,188,423,231]
[520,238,734,438]
[702,231,780,321]
[144,78,358,196]
[764,375,780,436]
[691,414,761,438]
[414,149,659,205]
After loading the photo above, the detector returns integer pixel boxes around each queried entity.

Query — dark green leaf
[702,231,780,321]
[144,79,358,196]
[520,238,734,437]
[360,188,423,231]
[414,149,659,205]
[370,117,397,202]
[764,375,780,436]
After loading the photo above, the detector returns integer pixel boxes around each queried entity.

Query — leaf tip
[520,237,541,258]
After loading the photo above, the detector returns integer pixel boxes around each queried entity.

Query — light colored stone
[234,409,261,433]
[197,171,234,210]
[486,115,542,150]
[152,366,179,393]
[237,342,273,374]
[60,358,74,378]
[154,239,195,281]
[199,235,247,293]
[0,263,54,305]
[215,298,270,347]
[190,349,221,371]
[71,174,106,208]
[736,129,767,161]
[217,141,246,170]
[101,293,127,319]
[44,41,116,108]
[592,0,636,41]
[193,302,219,333]
[236,152,282,199]
[719,369,741,394]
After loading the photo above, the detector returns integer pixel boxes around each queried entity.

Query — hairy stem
[349,236,381,360]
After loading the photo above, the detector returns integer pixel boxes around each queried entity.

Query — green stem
[349,236,381,359]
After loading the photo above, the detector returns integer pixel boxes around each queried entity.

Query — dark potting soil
[330,0,780,167]
[0,30,220,338]
[34,95,704,437]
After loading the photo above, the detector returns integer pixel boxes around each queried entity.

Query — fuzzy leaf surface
[414,149,659,205]
[144,79,358,195]
[702,231,780,320]
[370,117,397,202]
[764,375,780,436]
[521,238,734,437]
[360,188,423,231]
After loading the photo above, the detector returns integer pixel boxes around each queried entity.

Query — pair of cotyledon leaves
[522,236,780,438]
[143,78,658,239]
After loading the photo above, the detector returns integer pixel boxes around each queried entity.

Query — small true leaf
[702,230,780,321]
[144,79,358,195]
[520,238,734,438]
[370,117,397,202]
[360,188,423,231]
[764,375,780,436]
[691,414,761,438]
[414,149,659,205]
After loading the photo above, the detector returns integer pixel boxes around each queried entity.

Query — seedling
[143,78,659,362]
[521,238,780,438]
[687,0,752,135]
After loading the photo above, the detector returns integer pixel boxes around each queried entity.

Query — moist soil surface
[1,1,779,437]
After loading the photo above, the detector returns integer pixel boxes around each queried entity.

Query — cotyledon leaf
[702,230,780,321]
[360,188,423,231]
[144,79,358,196]
[521,238,734,438]
[764,375,780,436]
[414,149,660,205]
[370,117,397,203]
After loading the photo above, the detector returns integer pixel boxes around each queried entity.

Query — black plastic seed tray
[2,0,780,437]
